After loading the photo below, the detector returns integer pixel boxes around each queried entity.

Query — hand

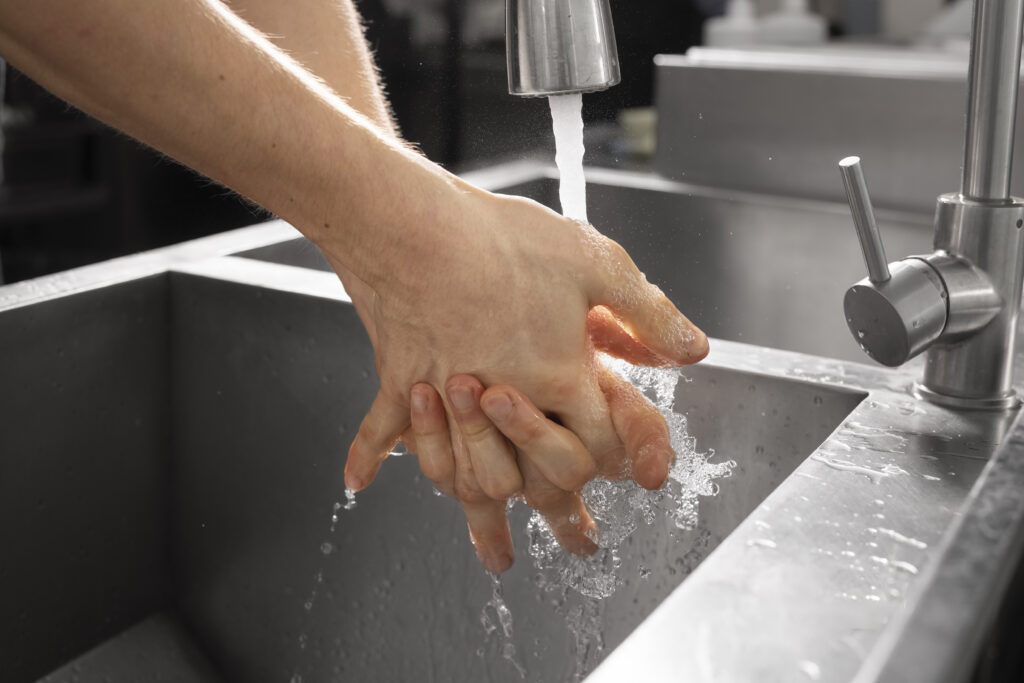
[405,368,678,574]
[331,188,706,494]
[329,241,697,571]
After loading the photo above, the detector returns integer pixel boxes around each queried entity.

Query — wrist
[313,158,494,295]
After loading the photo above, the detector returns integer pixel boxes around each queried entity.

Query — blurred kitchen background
[0,0,964,283]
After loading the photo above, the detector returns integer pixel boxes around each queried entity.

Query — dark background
[0,0,713,283]
[0,0,821,283]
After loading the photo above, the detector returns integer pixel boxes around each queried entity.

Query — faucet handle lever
[839,156,891,285]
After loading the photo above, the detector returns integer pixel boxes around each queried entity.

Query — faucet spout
[962,0,1024,202]
[506,0,621,97]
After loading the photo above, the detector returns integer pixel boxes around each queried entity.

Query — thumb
[588,306,675,367]
[588,242,708,365]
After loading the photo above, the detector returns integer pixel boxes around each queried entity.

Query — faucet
[506,0,621,96]
[840,0,1024,410]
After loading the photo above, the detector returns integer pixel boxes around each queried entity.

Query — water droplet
[799,660,821,680]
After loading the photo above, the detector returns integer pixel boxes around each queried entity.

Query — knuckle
[481,473,523,500]
[453,479,488,505]
[547,378,578,406]
[419,458,454,487]
[412,418,446,439]
[514,416,547,448]
[632,428,671,461]
[459,419,494,444]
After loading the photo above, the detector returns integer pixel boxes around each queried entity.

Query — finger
[446,376,524,500]
[462,498,515,574]
[519,454,598,556]
[400,427,416,455]
[588,306,674,367]
[409,383,456,496]
[554,367,626,481]
[480,386,595,492]
[345,389,409,491]
[587,241,709,365]
[598,365,674,490]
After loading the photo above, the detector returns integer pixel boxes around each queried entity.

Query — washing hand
[404,363,687,573]
[333,187,707,571]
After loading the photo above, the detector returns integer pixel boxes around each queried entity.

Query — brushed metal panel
[0,276,171,682]
[653,52,1024,213]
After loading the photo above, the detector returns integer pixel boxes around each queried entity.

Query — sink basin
[0,255,862,682]
[2,162,1021,683]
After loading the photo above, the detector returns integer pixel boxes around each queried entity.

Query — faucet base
[914,382,1022,411]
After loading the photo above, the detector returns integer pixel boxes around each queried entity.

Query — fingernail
[687,328,710,360]
[481,392,513,421]
[637,441,673,490]
[344,470,364,491]
[448,384,475,412]
[483,550,514,574]
[411,387,428,414]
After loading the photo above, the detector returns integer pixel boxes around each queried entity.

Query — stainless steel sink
[2,162,1023,683]
[0,246,862,682]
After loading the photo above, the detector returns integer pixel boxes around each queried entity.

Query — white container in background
[760,0,828,45]
[704,0,759,47]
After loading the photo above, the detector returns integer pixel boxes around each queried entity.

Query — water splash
[480,572,527,679]
[799,660,822,680]
[293,498,354,682]
[521,357,735,677]
[811,454,907,484]
[870,527,928,550]
[869,555,919,575]
[527,359,734,599]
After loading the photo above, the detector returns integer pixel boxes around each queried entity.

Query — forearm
[224,0,397,135]
[0,0,462,287]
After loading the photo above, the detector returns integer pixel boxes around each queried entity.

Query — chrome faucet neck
[505,0,621,97]
[961,0,1024,202]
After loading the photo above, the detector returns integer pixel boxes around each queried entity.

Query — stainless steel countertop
[589,339,1022,682]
